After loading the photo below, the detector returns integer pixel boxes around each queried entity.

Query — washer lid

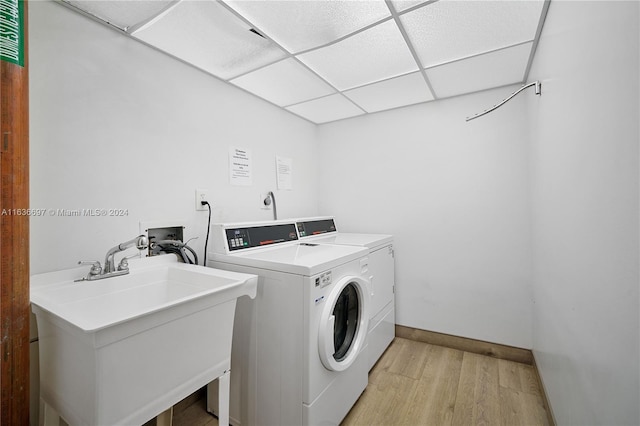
[210,243,368,276]
[305,233,393,250]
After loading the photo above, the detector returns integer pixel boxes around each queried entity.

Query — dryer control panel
[296,218,337,237]
[225,223,298,251]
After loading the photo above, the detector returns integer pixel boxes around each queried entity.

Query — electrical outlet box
[196,189,209,211]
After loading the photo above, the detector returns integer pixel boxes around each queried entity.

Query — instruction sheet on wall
[276,155,292,190]
[229,147,252,186]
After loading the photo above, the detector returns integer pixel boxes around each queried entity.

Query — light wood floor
[168,337,550,426]
[342,337,550,426]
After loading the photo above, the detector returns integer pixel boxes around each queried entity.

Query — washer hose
[152,239,199,265]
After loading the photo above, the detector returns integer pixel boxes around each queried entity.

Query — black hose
[156,245,189,263]
[203,201,211,266]
[183,244,199,266]
[154,240,199,265]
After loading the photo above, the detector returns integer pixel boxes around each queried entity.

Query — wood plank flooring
[168,337,550,426]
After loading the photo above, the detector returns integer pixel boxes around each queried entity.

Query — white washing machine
[296,217,395,371]
[206,221,371,426]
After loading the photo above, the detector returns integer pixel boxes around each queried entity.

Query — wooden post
[0,0,30,424]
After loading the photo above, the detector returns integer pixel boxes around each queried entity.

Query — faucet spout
[104,234,149,273]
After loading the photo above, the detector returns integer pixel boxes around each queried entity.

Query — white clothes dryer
[206,221,371,426]
[296,217,395,371]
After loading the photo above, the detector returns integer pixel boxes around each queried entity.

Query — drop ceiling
[63,0,550,124]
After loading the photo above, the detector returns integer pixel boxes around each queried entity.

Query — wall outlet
[196,189,209,211]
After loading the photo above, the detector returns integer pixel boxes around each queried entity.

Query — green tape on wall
[0,0,24,67]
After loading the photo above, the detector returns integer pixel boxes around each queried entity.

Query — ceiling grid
[384,0,437,102]
[62,0,549,124]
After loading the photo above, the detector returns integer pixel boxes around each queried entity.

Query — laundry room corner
[316,88,534,350]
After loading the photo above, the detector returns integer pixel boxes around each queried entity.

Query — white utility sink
[31,255,257,426]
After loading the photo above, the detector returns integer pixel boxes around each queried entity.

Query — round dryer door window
[319,276,370,372]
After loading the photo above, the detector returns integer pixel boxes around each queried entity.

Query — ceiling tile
[426,42,533,99]
[344,71,434,113]
[401,0,544,67]
[391,0,430,13]
[230,59,335,107]
[131,0,287,80]
[286,94,364,124]
[297,20,419,91]
[65,0,174,30]
[224,0,391,54]
[64,0,548,125]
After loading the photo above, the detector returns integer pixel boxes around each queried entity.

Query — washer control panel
[225,223,298,251]
[296,219,337,237]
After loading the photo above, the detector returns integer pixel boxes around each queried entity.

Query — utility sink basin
[31,255,257,426]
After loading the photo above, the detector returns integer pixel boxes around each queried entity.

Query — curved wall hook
[466,81,541,122]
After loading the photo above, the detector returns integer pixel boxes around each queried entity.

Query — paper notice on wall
[276,156,293,190]
[229,147,252,186]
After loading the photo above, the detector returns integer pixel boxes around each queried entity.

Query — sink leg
[41,399,61,426]
[156,407,173,426]
[218,370,230,426]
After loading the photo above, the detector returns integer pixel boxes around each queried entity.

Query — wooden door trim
[1,0,30,423]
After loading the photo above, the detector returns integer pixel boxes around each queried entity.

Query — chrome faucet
[76,234,149,282]
[104,234,149,273]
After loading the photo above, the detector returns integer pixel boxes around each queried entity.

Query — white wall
[527,1,639,425]
[317,88,533,348]
[29,1,319,274]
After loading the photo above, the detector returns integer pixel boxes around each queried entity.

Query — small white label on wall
[276,155,292,190]
[229,147,252,186]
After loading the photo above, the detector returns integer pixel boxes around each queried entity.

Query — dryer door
[318,276,370,372]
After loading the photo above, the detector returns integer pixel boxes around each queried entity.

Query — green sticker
[0,0,24,67]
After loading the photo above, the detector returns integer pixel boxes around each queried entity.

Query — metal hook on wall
[263,191,278,220]
[466,81,542,122]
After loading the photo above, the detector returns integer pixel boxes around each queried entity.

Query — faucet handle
[117,253,141,272]
[78,260,102,276]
